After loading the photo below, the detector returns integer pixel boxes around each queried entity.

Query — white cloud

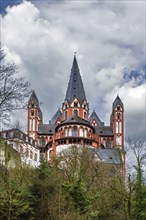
[1,0,145,140]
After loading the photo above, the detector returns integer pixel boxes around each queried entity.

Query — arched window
[84,129,87,138]
[64,128,68,137]
[74,110,78,116]
[31,119,33,131]
[106,141,111,148]
[69,127,72,136]
[80,127,84,137]
[72,127,78,137]
[117,113,121,120]
[74,102,78,107]
[84,112,86,119]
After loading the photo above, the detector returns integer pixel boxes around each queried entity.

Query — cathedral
[27,55,125,167]
[0,55,125,169]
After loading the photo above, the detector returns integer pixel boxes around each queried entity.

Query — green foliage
[0,143,145,219]
[63,178,92,214]
[0,165,34,220]
[131,172,146,220]
[0,138,21,167]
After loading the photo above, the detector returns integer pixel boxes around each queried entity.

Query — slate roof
[49,109,62,124]
[65,55,86,104]
[61,115,90,126]
[93,148,123,164]
[38,124,56,135]
[56,115,93,131]
[94,126,113,137]
[113,95,124,110]
[28,90,39,106]
[89,110,104,126]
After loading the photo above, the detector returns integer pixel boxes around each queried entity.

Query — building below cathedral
[0,55,125,170]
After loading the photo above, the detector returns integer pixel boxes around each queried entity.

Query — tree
[126,138,146,220]
[55,145,126,220]
[0,139,34,220]
[0,46,31,124]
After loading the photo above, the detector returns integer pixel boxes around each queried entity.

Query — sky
[0,0,146,141]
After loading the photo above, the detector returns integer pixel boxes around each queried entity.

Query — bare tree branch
[0,46,31,125]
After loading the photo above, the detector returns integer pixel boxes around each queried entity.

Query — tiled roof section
[89,110,104,126]
[94,126,113,136]
[62,115,90,126]
[93,148,123,164]
[113,95,124,110]
[65,55,86,104]
[49,109,62,124]
[28,90,39,106]
[38,124,56,135]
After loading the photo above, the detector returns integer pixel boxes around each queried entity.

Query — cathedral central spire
[62,55,89,121]
[65,55,86,104]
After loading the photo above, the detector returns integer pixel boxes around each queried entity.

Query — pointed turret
[28,90,39,106]
[111,95,124,149]
[62,55,89,121]
[89,110,104,126]
[113,95,124,110]
[49,108,62,125]
[65,55,86,104]
[27,91,43,140]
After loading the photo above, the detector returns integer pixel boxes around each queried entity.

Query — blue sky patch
[123,69,146,86]
[0,0,23,15]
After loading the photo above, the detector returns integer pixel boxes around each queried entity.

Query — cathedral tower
[62,55,89,121]
[111,95,124,149]
[27,91,43,140]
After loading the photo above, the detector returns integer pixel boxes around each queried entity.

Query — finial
[74,51,77,56]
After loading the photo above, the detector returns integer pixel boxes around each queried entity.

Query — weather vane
[74,51,77,55]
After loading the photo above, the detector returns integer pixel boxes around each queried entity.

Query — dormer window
[74,102,78,107]
[117,106,120,111]
[31,103,34,108]
[84,112,86,119]
[117,113,121,120]
[74,110,78,116]
[65,104,67,109]
[84,104,86,109]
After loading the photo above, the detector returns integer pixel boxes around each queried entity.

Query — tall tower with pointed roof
[111,95,124,149]
[27,91,43,140]
[62,55,89,121]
